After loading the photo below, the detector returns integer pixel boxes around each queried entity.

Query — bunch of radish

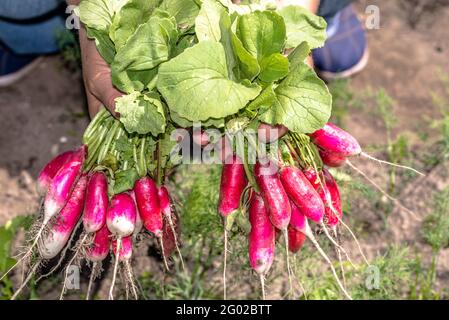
[2,109,182,300]
[217,122,423,300]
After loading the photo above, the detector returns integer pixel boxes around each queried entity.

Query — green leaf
[85,27,116,64]
[113,66,159,93]
[79,0,128,31]
[247,83,276,112]
[110,0,160,49]
[173,34,197,56]
[113,168,140,194]
[115,91,166,135]
[0,216,32,274]
[259,62,332,133]
[112,14,177,71]
[160,0,200,28]
[259,53,289,83]
[195,0,237,78]
[230,33,260,80]
[158,41,261,121]
[278,5,327,49]
[287,41,311,70]
[170,111,225,128]
[236,11,286,61]
[111,14,178,92]
[195,0,226,42]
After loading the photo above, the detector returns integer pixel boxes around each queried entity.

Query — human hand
[79,26,123,118]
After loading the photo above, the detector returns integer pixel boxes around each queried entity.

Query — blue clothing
[312,4,367,74]
[318,0,354,19]
[0,0,355,56]
[0,0,66,54]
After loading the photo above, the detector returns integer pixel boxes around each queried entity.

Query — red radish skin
[310,123,361,157]
[87,224,111,262]
[112,236,133,262]
[110,236,139,300]
[158,186,172,217]
[84,171,108,233]
[134,177,162,237]
[248,192,275,275]
[288,225,306,253]
[218,155,247,217]
[322,169,343,227]
[38,174,87,260]
[279,166,324,223]
[290,200,307,233]
[44,145,87,222]
[129,190,143,236]
[319,149,347,168]
[303,168,342,228]
[106,193,137,237]
[37,150,74,195]
[254,160,291,230]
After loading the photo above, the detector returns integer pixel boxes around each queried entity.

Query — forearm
[66,0,80,5]
[276,0,320,13]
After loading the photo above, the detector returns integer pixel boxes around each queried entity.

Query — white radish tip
[107,217,135,237]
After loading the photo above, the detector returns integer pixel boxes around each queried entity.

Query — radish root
[304,224,352,300]
[259,274,266,300]
[0,220,48,282]
[166,213,184,271]
[11,261,40,300]
[346,160,420,220]
[37,221,83,282]
[59,233,88,300]
[282,229,294,299]
[361,152,425,176]
[223,225,228,300]
[124,261,138,300]
[321,222,356,269]
[333,228,347,289]
[109,237,121,300]
[159,236,170,271]
[86,262,101,300]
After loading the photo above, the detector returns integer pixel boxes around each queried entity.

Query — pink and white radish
[254,159,293,296]
[85,224,111,300]
[311,122,424,175]
[279,165,325,224]
[158,185,184,269]
[218,154,247,299]
[134,177,171,269]
[83,171,108,233]
[248,192,275,300]
[38,174,87,259]
[134,177,162,236]
[44,145,87,221]
[106,192,136,300]
[288,225,306,254]
[37,150,74,196]
[11,174,88,300]
[111,236,138,299]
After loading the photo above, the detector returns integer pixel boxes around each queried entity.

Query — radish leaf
[236,11,286,62]
[259,53,290,83]
[115,91,166,135]
[259,62,332,133]
[278,5,327,49]
[160,0,200,29]
[109,0,159,49]
[157,41,261,121]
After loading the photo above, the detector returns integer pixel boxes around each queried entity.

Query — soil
[1,0,449,299]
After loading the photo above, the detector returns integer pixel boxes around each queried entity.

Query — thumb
[89,70,123,118]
